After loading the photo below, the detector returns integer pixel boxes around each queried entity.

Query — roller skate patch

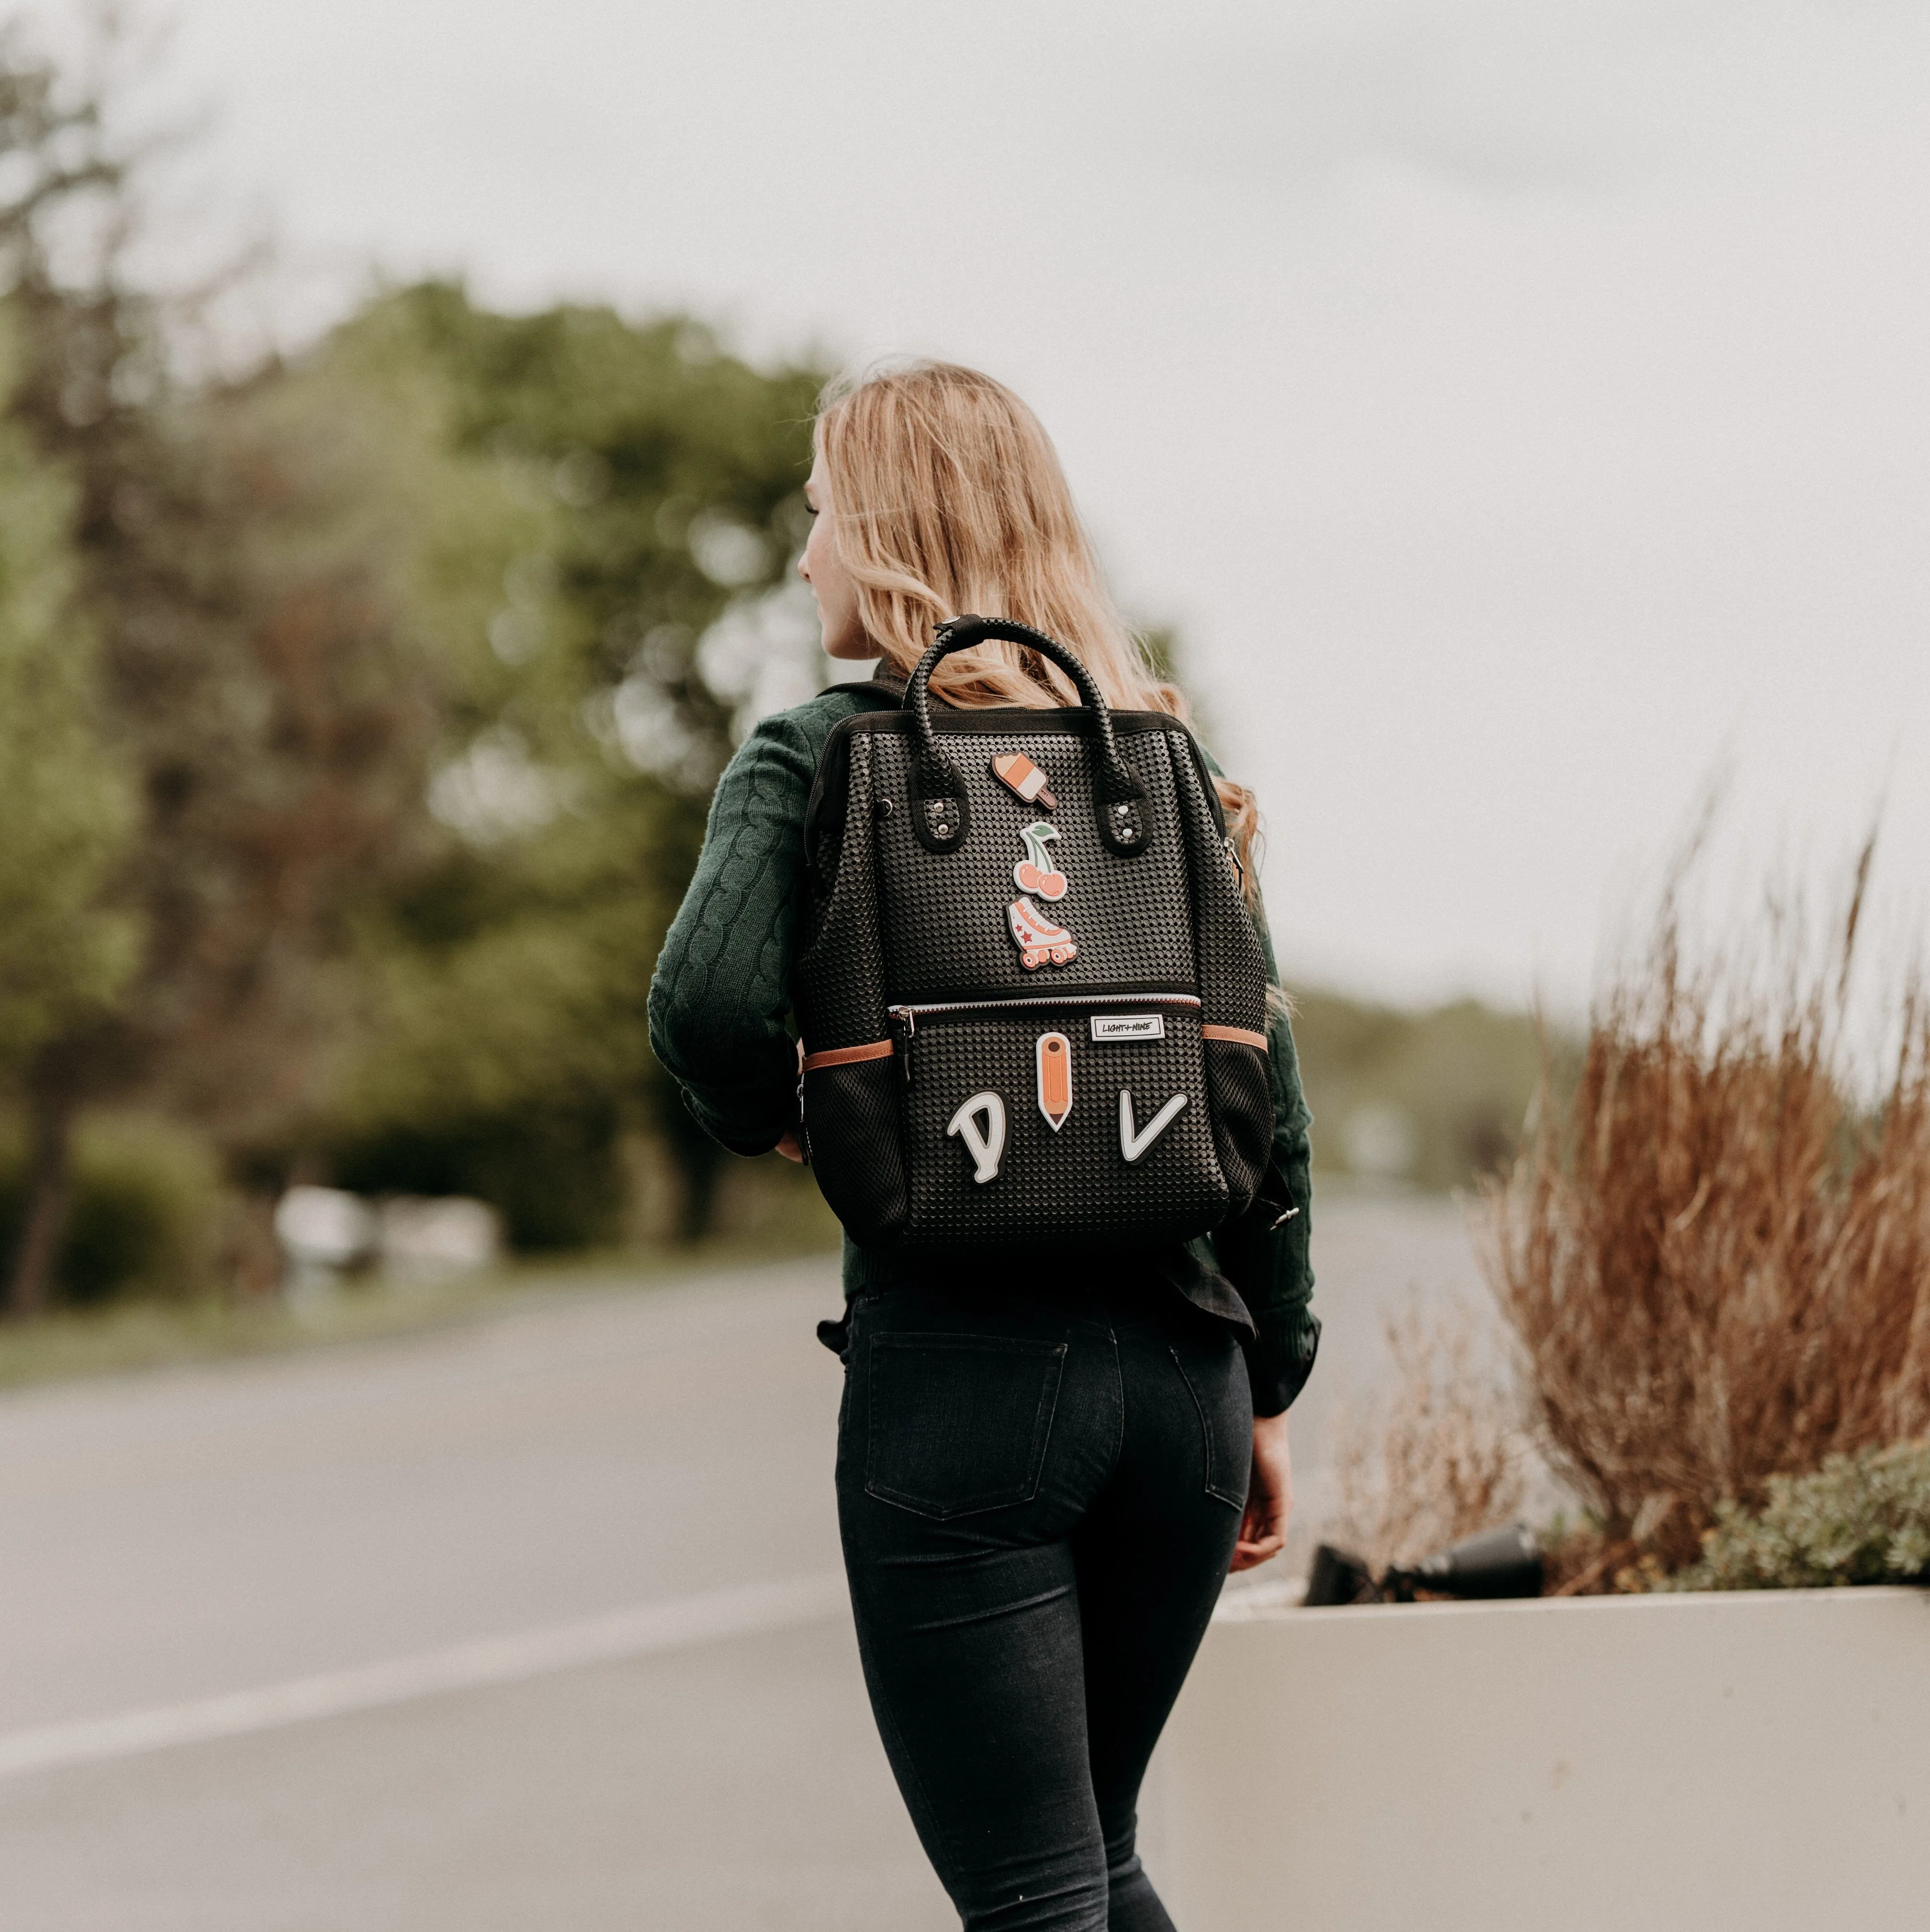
[1008,896,1078,970]
[1012,821,1068,902]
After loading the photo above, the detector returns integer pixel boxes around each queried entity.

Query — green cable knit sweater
[648,684,1319,1414]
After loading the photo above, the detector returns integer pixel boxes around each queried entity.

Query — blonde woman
[649,363,1316,1931]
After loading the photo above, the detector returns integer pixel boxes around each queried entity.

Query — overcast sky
[92,0,1930,1009]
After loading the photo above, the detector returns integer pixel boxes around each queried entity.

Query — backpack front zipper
[885,992,1203,1085]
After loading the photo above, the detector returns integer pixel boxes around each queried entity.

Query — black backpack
[794,617,1273,1251]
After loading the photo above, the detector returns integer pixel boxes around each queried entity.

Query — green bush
[1667,1443,1930,1590]
[1289,990,1548,1191]
[327,1104,626,1252]
[0,1116,223,1305]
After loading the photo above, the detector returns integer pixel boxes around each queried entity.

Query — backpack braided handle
[904,616,1150,858]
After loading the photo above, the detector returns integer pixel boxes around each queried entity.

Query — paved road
[0,1198,1483,1931]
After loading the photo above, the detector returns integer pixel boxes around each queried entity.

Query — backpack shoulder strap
[801,676,904,877]
[820,672,906,707]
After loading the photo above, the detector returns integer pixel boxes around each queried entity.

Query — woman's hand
[1230,1410,1292,1571]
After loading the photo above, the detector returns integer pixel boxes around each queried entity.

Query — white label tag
[1090,1014,1165,1042]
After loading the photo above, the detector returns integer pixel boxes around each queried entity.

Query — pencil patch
[1036,1032,1073,1131]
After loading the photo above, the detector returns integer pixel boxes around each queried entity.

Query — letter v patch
[1118,1090,1187,1164]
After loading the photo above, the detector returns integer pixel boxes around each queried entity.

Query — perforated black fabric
[793,689,1272,1251]
[898,1007,1227,1247]
[869,722,1195,1001]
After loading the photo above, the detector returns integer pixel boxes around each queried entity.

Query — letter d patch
[947,1092,1006,1184]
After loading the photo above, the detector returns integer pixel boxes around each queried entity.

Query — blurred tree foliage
[0,16,831,1301]
[0,1110,222,1305]
[0,24,537,1307]
[311,287,828,1246]
[1288,990,1549,1192]
[0,18,1548,1315]
[0,307,137,1080]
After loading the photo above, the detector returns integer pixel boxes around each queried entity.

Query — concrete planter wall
[1144,1587,1930,1932]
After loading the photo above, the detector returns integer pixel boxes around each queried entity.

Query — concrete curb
[1146,1587,1930,1931]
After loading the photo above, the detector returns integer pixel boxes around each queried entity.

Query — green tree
[318,287,828,1241]
[1288,989,1548,1191]
[1,23,833,1293]
[0,26,542,1309]
[0,314,135,1071]
[0,309,138,1310]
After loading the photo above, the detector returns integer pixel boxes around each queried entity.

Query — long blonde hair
[813,360,1263,895]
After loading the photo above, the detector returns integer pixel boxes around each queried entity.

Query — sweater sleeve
[1196,748,1320,1416]
[647,710,818,1156]
[1211,893,1320,1415]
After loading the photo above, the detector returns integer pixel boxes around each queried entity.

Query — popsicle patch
[991,752,1057,810]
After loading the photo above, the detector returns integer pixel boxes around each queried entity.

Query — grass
[0,1230,841,1394]
[1481,825,1930,1575]
[1321,821,1930,1596]
[1323,1297,1531,1576]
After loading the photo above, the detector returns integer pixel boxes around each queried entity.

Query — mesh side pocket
[1203,1036,1271,1217]
[804,1058,909,1244]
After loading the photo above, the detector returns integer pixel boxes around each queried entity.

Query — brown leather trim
[801,1040,896,1072]
[1202,1024,1268,1051]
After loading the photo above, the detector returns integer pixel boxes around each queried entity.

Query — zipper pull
[890,1009,916,1085]
[791,1045,812,1165]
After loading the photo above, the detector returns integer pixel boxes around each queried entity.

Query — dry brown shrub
[1482,829,1930,1571]
[1325,1300,1530,1576]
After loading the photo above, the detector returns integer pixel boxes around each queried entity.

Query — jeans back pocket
[1169,1340,1250,1509]
[865,1332,1068,1519]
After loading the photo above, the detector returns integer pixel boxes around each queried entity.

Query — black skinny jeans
[836,1268,1252,1932]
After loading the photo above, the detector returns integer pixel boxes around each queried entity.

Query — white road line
[0,1571,847,1783]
